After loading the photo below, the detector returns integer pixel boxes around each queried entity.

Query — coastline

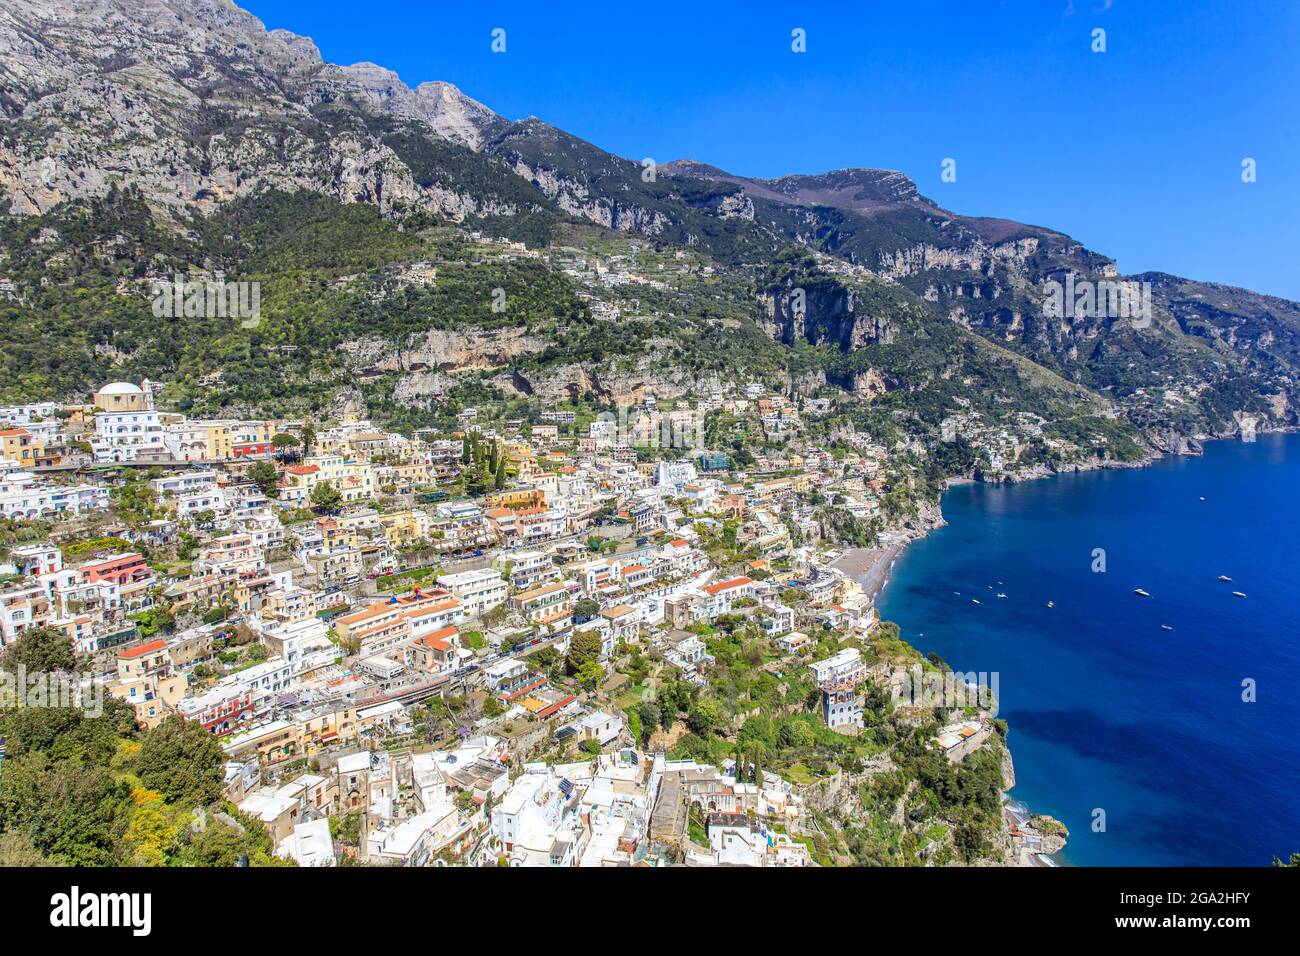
[833,536,1067,866]
[956,425,1298,488]
[828,431,1287,866]
[831,540,907,604]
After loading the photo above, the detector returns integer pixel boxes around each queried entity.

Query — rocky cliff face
[341,327,546,377]
[877,237,1045,280]
[0,0,505,219]
[758,284,892,351]
[501,153,671,234]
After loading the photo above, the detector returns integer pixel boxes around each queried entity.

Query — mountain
[662,161,1297,443]
[1,0,1295,467]
[0,0,519,220]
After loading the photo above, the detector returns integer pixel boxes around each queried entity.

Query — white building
[0,469,109,519]
[90,382,165,462]
[491,768,584,867]
[436,567,508,618]
[150,470,218,497]
[810,648,867,729]
[653,459,698,493]
[276,819,335,867]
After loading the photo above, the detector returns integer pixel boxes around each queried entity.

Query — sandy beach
[831,540,908,603]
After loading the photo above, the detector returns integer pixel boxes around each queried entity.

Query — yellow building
[93,380,154,413]
[318,516,359,551]
[486,488,547,510]
[200,421,235,461]
[0,427,40,467]
[506,442,536,469]
[378,510,432,548]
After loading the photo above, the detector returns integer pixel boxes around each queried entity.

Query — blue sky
[243,0,1300,299]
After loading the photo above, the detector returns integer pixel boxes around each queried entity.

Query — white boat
[1232,591,1247,598]
[1218,575,1232,582]
[996,593,1008,599]
[972,598,982,605]
[1046,601,1054,608]
[1160,624,1174,631]
[1134,588,1151,597]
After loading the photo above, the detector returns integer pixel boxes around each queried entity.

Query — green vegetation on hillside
[0,628,286,867]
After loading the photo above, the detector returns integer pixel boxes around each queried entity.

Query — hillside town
[0,378,1043,868]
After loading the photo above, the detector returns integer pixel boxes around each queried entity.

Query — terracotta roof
[338,602,399,626]
[537,694,577,720]
[702,576,754,596]
[118,639,167,659]
[421,625,458,644]
[515,581,567,602]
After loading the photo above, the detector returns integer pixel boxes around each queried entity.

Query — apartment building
[511,581,572,625]
[107,639,188,729]
[436,568,508,618]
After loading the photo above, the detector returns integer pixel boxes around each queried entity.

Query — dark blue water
[877,433,1300,866]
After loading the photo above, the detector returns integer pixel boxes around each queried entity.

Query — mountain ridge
[1,0,1296,453]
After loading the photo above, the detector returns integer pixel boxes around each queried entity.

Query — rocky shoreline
[964,425,1298,487]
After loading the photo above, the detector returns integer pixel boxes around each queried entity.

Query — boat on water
[1134,588,1151,597]
[972,598,982,605]
[996,593,1008,599]
[1161,624,1174,631]
[1218,575,1232,582]
[1233,591,1247,598]
[1046,601,1054,608]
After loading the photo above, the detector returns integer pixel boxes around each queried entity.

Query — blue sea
[876,433,1300,866]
